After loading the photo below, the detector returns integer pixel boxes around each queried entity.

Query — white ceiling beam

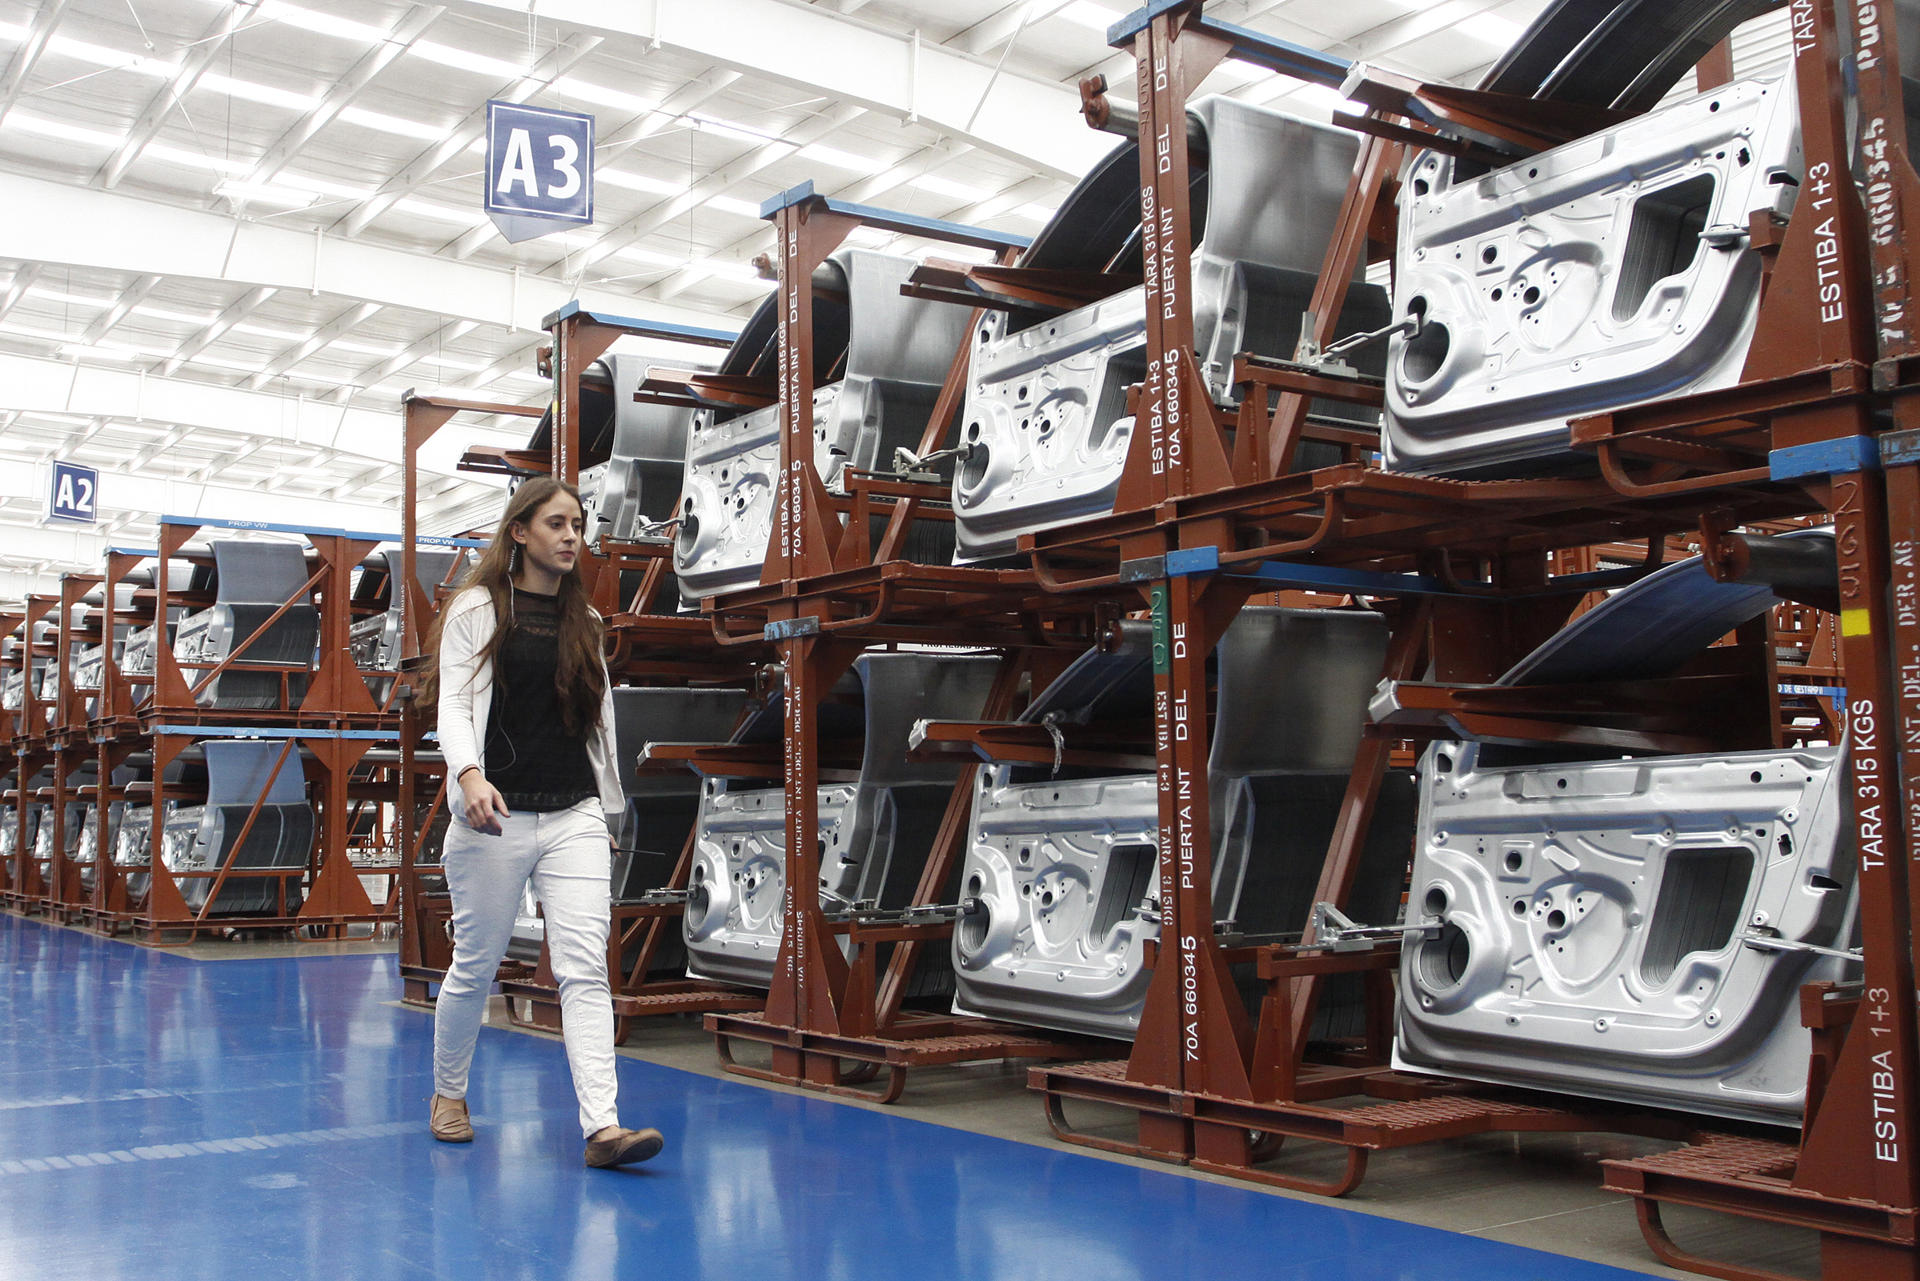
[0,0,72,126]
[0,466,453,577]
[449,0,1113,180]
[645,157,1046,302]
[99,3,263,190]
[161,286,277,376]
[330,320,481,404]
[0,263,42,325]
[337,31,606,238]
[451,339,543,395]
[568,101,866,278]
[0,171,736,335]
[0,348,523,480]
[244,302,382,390]
[78,275,162,345]
[235,4,448,197]
[948,2,1071,58]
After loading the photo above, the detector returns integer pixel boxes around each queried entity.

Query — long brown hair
[417,476,606,737]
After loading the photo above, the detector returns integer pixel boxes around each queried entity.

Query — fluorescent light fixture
[1459,12,1525,47]
[552,76,654,115]
[599,168,685,196]
[704,195,763,218]
[232,322,312,343]
[415,354,491,372]
[910,173,991,202]
[60,341,160,362]
[1052,1,1123,32]
[258,2,387,42]
[688,113,780,146]
[614,246,688,268]
[187,353,268,373]
[1012,202,1055,225]
[26,285,115,309]
[798,143,886,174]
[2,112,121,147]
[277,171,377,202]
[500,368,551,383]
[197,72,318,112]
[394,197,490,227]
[338,106,448,141]
[146,142,251,175]
[0,20,29,42]
[3,321,87,342]
[215,179,320,208]
[47,36,176,78]
[329,338,408,357]
[847,226,895,248]
[687,257,761,282]
[411,40,528,80]
[132,303,222,325]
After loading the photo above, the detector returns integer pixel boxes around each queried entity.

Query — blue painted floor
[0,913,1657,1280]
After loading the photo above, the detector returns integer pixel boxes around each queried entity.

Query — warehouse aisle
[0,914,1656,1280]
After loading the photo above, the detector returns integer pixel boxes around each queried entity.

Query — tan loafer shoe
[430,1094,473,1143]
[584,1125,664,1168]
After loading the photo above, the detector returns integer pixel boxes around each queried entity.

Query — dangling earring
[509,543,521,578]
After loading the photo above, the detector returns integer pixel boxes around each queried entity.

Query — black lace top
[482,587,595,812]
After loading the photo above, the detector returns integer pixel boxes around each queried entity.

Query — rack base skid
[84,910,393,945]
[707,1009,1108,1105]
[1031,1060,1690,1198]
[499,978,761,1044]
[1604,1137,1920,1281]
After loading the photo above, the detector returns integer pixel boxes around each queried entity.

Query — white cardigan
[436,586,624,822]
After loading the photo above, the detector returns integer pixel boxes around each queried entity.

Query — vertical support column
[299,734,378,925]
[93,740,135,920]
[1715,0,1920,1251]
[46,746,74,913]
[551,312,582,488]
[754,188,859,1081]
[762,194,858,588]
[99,551,143,724]
[1111,4,1233,519]
[301,534,380,719]
[141,732,195,933]
[1815,0,1920,1251]
[151,522,200,715]
[761,633,859,1083]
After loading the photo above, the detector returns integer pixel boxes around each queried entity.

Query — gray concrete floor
[76,925,1822,1279]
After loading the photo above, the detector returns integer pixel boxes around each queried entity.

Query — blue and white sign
[484,100,594,244]
[47,460,98,524]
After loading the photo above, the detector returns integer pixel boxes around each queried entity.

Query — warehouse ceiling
[0,0,1789,601]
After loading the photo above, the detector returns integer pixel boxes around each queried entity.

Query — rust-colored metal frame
[696,186,1119,1099]
[1013,6,1920,1280]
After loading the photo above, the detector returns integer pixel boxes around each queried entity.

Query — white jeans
[431,798,619,1138]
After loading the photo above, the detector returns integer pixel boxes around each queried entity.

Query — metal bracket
[1311,902,1439,952]
[1741,933,1864,965]
[1320,315,1417,362]
[822,898,982,927]
[890,440,972,478]
[621,888,696,906]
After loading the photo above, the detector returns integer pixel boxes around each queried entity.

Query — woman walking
[421,475,661,1168]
